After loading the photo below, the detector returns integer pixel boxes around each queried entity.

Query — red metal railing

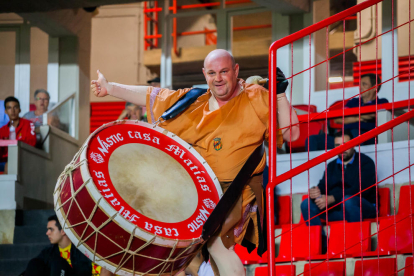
[267,0,414,275]
[143,0,272,54]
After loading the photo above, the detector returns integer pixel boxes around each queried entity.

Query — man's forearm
[277,93,300,141]
[108,82,149,106]
[334,116,359,124]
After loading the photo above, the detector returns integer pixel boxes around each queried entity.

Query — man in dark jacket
[300,130,378,250]
[23,215,102,276]
[306,73,388,151]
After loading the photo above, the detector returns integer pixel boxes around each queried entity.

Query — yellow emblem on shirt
[213,137,222,151]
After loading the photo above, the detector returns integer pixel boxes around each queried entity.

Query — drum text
[144,222,179,237]
[93,170,140,223]
[187,206,210,232]
[183,159,211,192]
[97,134,124,156]
[127,131,160,145]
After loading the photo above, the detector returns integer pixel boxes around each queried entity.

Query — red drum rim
[54,120,223,274]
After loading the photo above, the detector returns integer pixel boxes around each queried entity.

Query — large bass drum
[54,120,223,275]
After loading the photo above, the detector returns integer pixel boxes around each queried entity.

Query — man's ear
[234,64,239,77]
[60,229,66,236]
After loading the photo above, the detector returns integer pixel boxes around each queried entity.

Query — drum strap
[201,143,264,241]
[160,88,208,121]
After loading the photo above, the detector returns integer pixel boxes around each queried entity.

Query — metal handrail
[267,0,388,275]
[42,92,76,137]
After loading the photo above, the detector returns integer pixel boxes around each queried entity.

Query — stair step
[0,243,48,260]
[13,226,49,244]
[0,258,30,276]
[16,209,55,226]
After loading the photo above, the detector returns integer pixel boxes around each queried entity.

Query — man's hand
[276,67,289,94]
[334,116,359,124]
[91,70,111,97]
[315,195,335,210]
[360,114,376,122]
[309,186,321,199]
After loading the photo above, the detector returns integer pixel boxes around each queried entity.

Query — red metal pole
[169,0,252,10]
[268,108,414,189]
[154,1,159,48]
[269,0,383,52]
[267,48,277,276]
[144,1,148,50]
[145,34,162,39]
[173,0,179,56]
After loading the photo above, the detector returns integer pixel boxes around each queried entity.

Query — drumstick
[245,76,268,86]
[258,78,268,85]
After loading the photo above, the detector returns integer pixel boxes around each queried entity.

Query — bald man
[91,49,299,276]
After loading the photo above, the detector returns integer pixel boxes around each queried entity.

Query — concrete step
[0,258,29,276]
[15,209,55,226]
[13,225,49,244]
[0,243,48,260]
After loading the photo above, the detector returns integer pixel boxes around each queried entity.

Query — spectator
[0,97,36,172]
[306,73,388,151]
[147,76,161,88]
[23,89,51,127]
[300,130,377,252]
[117,102,145,121]
[22,215,113,276]
[0,100,9,128]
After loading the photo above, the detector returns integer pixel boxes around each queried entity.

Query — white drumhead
[108,143,198,223]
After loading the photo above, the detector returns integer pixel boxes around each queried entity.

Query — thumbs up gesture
[91,70,111,97]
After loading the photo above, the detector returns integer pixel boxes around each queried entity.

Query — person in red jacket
[0,96,36,172]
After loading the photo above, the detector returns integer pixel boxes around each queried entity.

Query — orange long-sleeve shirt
[146,80,283,182]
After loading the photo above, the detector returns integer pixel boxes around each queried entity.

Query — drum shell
[54,121,221,275]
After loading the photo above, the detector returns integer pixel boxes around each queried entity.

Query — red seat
[303,261,345,276]
[354,258,396,276]
[255,265,296,276]
[377,215,414,255]
[234,244,266,265]
[379,187,391,217]
[293,104,317,113]
[398,185,414,216]
[29,103,36,111]
[276,224,322,262]
[365,187,391,221]
[356,214,414,257]
[276,195,291,227]
[328,222,371,258]
[404,256,413,276]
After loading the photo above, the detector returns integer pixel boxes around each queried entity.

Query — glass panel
[45,96,75,137]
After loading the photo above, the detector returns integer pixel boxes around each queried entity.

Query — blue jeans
[301,195,376,253]
[300,195,377,226]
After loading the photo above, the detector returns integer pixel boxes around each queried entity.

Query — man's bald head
[202,49,239,103]
[203,49,235,68]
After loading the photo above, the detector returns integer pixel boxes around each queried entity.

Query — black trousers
[24,256,74,276]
